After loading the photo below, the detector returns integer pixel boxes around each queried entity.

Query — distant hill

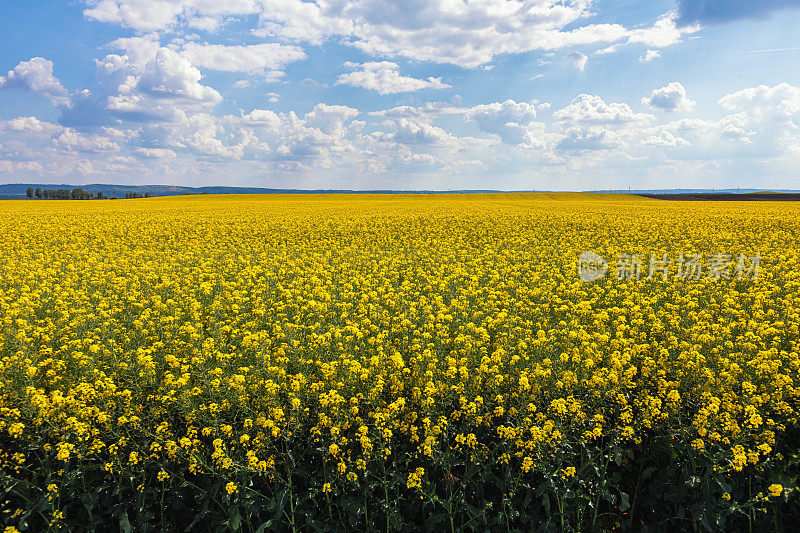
[587,188,800,194]
[2,183,799,199]
[0,183,511,199]
[637,192,800,201]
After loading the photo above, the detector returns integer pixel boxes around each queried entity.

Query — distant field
[638,192,800,201]
[1,194,798,531]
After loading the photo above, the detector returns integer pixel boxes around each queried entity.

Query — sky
[1,1,800,190]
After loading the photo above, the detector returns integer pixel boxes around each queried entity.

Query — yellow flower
[225,482,238,495]
[768,484,783,497]
[521,457,534,473]
[407,468,425,489]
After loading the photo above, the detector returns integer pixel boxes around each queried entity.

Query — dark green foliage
[2,425,798,532]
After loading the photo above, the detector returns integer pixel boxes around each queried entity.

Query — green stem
[288,472,297,533]
[383,463,390,533]
[364,491,369,531]
[629,458,643,530]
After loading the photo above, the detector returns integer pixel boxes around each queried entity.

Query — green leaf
[641,466,657,481]
[619,492,630,513]
[254,519,273,533]
[229,510,242,531]
[119,511,132,533]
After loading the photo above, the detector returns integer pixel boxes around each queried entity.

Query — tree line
[25,187,151,200]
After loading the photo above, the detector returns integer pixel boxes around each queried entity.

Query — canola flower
[0,193,798,530]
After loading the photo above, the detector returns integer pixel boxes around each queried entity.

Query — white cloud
[138,48,221,102]
[382,117,455,145]
[627,14,699,48]
[641,130,692,147]
[85,0,187,32]
[595,44,619,55]
[369,101,463,119]
[336,62,450,95]
[135,147,178,158]
[640,49,661,62]
[567,52,588,71]
[556,127,623,151]
[181,42,306,75]
[554,94,654,126]
[2,116,62,135]
[464,100,543,146]
[188,15,223,31]
[84,0,260,32]
[107,34,161,68]
[52,129,120,152]
[83,1,690,68]
[551,95,659,155]
[0,57,69,104]
[642,82,696,112]
[718,83,800,122]
[304,104,359,135]
[242,108,282,130]
[102,47,223,121]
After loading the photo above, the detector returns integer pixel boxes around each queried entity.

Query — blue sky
[1,0,799,190]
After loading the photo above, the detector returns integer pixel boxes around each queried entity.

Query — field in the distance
[1,194,798,532]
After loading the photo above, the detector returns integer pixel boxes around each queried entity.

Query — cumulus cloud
[52,128,120,152]
[138,48,221,102]
[84,0,260,32]
[2,116,62,135]
[718,82,800,122]
[627,14,699,48]
[556,127,622,151]
[82,0,691,68]
[370,101,463,119]
[11,0,800,191]
[100,47,222,121]
[464,100,543,146]
[566,52,588,71]
[135,147,178,158]
[382,117,455,145]
[642,82,696,112]
[551,95,658,155]
[336,62,450,95]
[181,42,306,76]
[242,108,282,129]
[305,104,360,135]
[0,57,69,104]
[595,44,619,55]
[554,95,654,126]
[640,49,661,62]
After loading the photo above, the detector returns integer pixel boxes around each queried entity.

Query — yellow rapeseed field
[1,194,798,531]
